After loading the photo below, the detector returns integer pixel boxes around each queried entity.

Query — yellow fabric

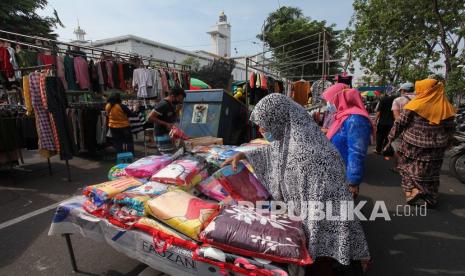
[404,79,456,125]
[23,76,33,116]
[105,103,130,128]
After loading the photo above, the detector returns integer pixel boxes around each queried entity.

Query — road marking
[0,202,60,231]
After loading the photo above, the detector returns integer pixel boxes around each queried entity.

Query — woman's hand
[349,185,359,199]
[221,152,246,171]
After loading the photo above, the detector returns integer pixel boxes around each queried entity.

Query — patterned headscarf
[246,94,370,265]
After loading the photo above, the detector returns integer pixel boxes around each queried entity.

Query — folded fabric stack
[82,178,143,217]
[145,189,219,240]
[151,155,208,189]
[109,182,179,227]
[200,205,312,266]
[107,163,129,180]
[125,155,173,179]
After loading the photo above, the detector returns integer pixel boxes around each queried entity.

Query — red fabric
[260,74,267,90]
[74,57,90,89]
[37,53,56,66]
[134,222,199,251]
[322,83,370,139]
[0,47,14,78]
[249,72,256,88]
[118,63,127,90]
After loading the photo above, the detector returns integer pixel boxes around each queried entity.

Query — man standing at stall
[148,86,186,154]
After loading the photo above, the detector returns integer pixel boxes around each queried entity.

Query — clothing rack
[1,48,73,181]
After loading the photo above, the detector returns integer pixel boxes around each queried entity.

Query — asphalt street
[1,144,465,276]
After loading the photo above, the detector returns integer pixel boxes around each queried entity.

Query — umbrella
[190,78,210,90]
[361,91,381,97]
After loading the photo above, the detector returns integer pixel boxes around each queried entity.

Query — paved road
[1,146,464,276]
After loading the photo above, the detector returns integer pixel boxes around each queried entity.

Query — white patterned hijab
[246,94,370,265]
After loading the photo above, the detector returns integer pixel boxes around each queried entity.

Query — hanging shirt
[56,56,68,90]
[64,55,78,90]
[292,81,311,106]
[73,56,90,90]
[7,47,20,80]
[0,47,14,79]
[105,61,114,88]
[133,68,153,98]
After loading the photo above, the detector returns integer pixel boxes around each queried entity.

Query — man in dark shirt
[148,86,186,154]
[374,94,396,154]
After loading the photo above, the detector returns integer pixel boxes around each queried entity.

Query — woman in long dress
[224,93,370,273]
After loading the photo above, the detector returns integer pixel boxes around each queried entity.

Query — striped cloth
[29,72,55,151]
[129,111,145,134]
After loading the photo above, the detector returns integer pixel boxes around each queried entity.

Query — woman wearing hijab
[322,84,372,199]
[386,79,455,207]
[223,94,370,273]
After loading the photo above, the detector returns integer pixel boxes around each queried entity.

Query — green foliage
[446,68,465,99]
[191,58,236,90]
[348,0,464,88]
[0,0,62,39]
[258,6,342,80]
[181,56,201,72]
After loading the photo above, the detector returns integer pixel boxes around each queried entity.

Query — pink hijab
[322,83,370,139]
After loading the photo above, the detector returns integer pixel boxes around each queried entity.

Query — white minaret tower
[73,20,86,42]
[207,11,231,57]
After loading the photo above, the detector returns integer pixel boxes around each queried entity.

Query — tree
[349,0,464,85]
[182,56,201,72]
[0,0,63,39]
[191,58,236,90]
[258,6,343,80]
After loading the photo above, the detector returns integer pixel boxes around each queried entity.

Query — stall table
[49,196,305,276]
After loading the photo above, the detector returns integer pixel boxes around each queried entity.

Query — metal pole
[322,30,326,80]
[63,234,78,272]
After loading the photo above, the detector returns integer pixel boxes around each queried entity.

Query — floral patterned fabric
[108,163,129,180]
[200,205,311,265]
[194,246,289,276]
[213,162,270,202]
[146,190,219,240]
[243,93,370,265]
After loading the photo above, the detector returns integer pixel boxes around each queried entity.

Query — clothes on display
[245,72,284,106]
[292,80,311,106]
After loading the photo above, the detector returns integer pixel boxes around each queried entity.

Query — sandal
[406,189,423,205]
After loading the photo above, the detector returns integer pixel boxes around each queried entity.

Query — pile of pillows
[82,147,312,275]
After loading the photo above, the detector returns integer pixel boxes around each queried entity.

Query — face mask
[326,102,336,113]
[263,132,275,142]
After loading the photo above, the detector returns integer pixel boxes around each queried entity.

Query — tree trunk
[432,0,452,78]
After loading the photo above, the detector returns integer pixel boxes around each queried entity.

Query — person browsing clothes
[105,93,134,154]
[148,86,186,154]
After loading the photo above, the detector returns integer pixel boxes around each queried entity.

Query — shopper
[105,93,134,154]
[322,83,372,199]
[386,79,455,207]
[148,86,186,154]
[223,94,370,273]
[374,93,395,154]
[388,82,415,172]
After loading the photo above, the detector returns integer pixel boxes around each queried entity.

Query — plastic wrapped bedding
[200,205,312,265]
[124,155,173,179]
[146,190,219,240]
[83,178,143,207]
[151,156,207,188]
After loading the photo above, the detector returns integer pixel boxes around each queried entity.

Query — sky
[38,0,354,57]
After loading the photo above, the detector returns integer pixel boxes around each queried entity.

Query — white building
[80,11,248,82]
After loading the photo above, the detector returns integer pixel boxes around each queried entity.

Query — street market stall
[48,141,309,275]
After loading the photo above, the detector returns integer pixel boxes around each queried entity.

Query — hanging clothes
[260,74,267,90]
[56,56,68,90]
[39,73,61,155]
[64,55,78,90]
[37,53,56,66]
[133,68,153,98]
[16,50,38,68]
[29,72,56,154]
[45,77,75,160]
[105,61,114,88]
[22,76,33,116]
[159,69,169,94]
[0,47,14,80]
[112,62,120,90]
[7,47,20,80]
[292,81,311,106]
[74,56,90,90]
[118,63,127,91]
[249,72,256,89]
